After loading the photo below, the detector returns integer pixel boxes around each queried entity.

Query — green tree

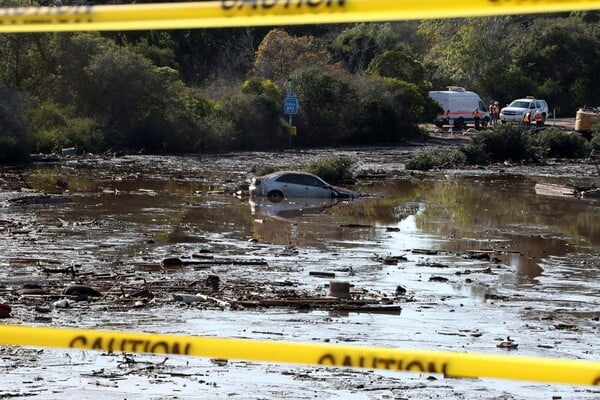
[367,50,426,84]
[207,78,285,151]
[511,15,600,114]
[252,29,331,85]
[330,23,408,73]
[291,66,357,146]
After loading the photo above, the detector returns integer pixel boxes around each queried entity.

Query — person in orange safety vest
[473,108,482,130]
[534,111,544,127]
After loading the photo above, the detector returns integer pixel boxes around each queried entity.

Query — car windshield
[509,100,532,108]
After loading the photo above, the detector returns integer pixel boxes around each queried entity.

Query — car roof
[513,98,545,102]
[259,170,320,179]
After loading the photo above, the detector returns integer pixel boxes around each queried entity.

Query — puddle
[1,152,599,399]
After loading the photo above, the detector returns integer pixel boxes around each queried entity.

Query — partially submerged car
[249,171,358,201]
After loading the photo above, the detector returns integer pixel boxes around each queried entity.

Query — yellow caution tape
[0,0,599,33]
[1,325,599,386]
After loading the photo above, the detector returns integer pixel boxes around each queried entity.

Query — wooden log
[534,183,577,198]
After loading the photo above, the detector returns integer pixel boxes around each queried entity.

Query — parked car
[500,97,548,123]
[428,86,490,129]
[249,171,358,202]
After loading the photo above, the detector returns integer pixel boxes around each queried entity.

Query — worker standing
[489,101,495,125]
[523,111,531,126]
[494,101,500,123]
[473,108,482,130]
[534,111,544,128]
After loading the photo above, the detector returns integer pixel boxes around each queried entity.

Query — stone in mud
[53,299,71,308]
[328,281,350,299]
[206,275,220,292]
[0,304,11,318]
[62,285,102,297]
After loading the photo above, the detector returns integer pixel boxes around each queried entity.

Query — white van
[429,86,489,129]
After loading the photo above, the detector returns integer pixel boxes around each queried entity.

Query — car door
[298,174,332,198]
[274,173,304,197]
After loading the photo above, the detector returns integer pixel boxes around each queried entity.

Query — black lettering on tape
[593,375,600,386]
[221,0,345,11]
[68,335,191,355]
[377,358,397,369]
[405,361,425,372]
[69,335,87,348]
[92,337,104,350]
[129,339,144,352]
[150,341,170,353]
[317,353,449,375]
[318,353,336,365]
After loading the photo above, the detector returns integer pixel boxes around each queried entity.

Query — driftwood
[38,265,77,276]
[162,257,267,267]
[233,298,400,314]
[534,183,576,198]
[309,271,335,278]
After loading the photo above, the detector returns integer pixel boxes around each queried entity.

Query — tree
[418,17,516,101]
[209,81,285,151]
[367,50,426,84]
[291,66,357,146]
[252,29,331,85]
[330,23,409,73]
[511,15,600,114]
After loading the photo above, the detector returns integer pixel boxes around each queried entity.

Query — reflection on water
[250,198,340,220]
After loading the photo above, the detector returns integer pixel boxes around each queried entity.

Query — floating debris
[496,336,518,349]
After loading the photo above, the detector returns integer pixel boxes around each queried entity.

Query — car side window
[276,174,300,184]
[302,175,327,187]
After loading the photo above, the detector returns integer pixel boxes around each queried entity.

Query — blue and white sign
[284,94,298,115]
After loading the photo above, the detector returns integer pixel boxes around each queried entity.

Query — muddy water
[1,152,599,399]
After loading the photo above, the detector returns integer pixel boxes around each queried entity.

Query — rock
[395,286,407,296]
[429,276,449,282]
[173,294,201,304]
[206,275,220,292]
[53,299,71,309]
[0,304,11,318]
[496,336,518,349]
[328,281,350,299]
[62,285,102,297]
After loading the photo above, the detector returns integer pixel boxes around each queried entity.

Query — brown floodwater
[0,151,599,399]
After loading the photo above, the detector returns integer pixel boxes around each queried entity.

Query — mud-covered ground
[1,135,599,399]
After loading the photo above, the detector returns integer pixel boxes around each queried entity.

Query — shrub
[463,124,532,164]
[588,124,600,152]
[212,92,286,151]
[305,155,355,183]
[405,149,467,171]
[251,165,278,176]
[529,128,591,158]
[28,101,102,153]
[405,152,438,171]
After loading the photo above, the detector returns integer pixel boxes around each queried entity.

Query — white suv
[500,97,549,123]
